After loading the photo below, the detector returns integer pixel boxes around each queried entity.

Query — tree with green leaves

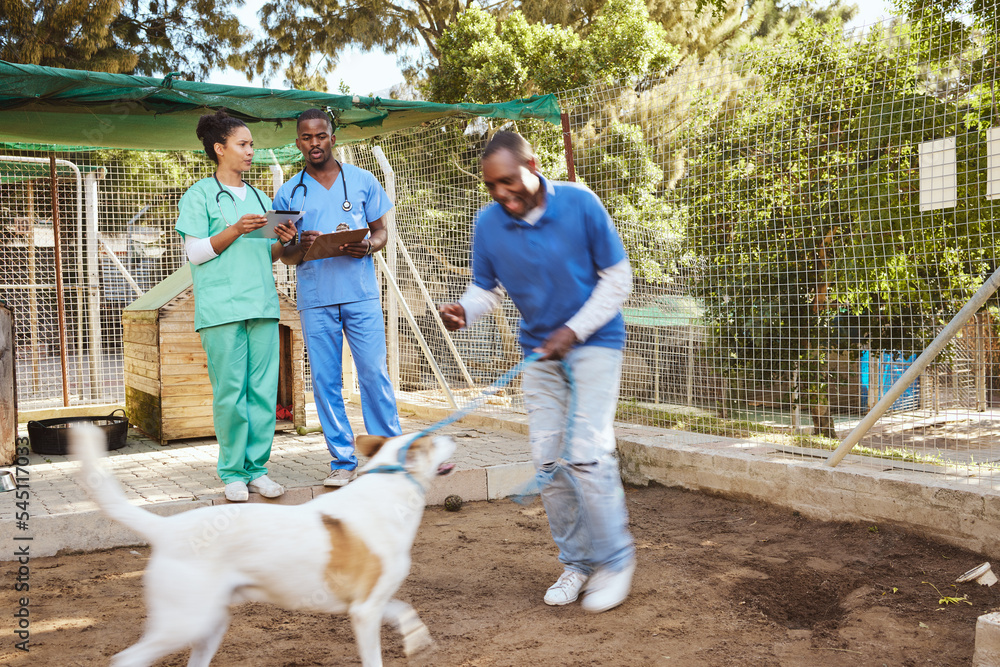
[426,0,678,104]
[250,0,839,90]
[422,0,684,283]
[685,18,996,436]
[0,0,250,77]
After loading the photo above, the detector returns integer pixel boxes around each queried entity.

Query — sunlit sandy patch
[31,616,96,632]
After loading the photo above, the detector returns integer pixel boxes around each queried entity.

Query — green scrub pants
[199,318,279,484]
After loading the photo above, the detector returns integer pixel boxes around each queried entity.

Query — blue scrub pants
[300,298,402,470]
[199,318,279,484]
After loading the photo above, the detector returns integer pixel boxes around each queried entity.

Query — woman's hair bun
[196,110,247,164]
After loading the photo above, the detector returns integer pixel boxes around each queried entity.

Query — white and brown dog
[70,424,455,667]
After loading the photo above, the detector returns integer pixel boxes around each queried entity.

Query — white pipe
[826,264,1000,467]
[371,147,400,390]
[371,147,476,390]
[97,235,142,297]
[268,150,284,195]
[375,251,458,409]
[84,168,107,398]
[0,155,83,396]
[267,150,290,286]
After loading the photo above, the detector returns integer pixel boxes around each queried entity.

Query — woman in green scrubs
[175,111,296,502]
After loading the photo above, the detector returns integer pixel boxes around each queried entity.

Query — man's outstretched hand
[438,302,466,331]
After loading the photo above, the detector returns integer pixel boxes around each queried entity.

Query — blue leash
[363,351,548,484]
[510,359,576,505]
[416,351,547,438]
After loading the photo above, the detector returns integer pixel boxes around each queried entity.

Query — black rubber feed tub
[27,409,129,455]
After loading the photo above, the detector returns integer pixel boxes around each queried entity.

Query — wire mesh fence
[4,12,1000,484]
[0,152,286,409]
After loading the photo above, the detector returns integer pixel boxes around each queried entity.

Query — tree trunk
[808,226,838,438]
[810,400,836,439]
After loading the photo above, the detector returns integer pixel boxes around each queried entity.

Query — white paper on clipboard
[244,210,304,239]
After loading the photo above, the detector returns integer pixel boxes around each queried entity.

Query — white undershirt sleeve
[457,284,504,329]
[184,235,218,265]
[564,258,633,343]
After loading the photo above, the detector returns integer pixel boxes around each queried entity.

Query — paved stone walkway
[3,400,536,557]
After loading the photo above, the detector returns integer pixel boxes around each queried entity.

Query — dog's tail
[69,423,162,539]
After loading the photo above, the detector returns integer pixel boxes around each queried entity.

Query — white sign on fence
[920,137,958,211]
[918,137,957,211]
[987,127,1000,200]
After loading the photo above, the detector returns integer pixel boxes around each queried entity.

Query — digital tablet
[244,210,304,239]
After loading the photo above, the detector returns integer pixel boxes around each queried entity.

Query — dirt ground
[3,483,999,667]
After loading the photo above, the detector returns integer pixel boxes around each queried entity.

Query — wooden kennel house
[122,265,305,443]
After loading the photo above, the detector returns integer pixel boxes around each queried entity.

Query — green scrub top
[175,177,281,331]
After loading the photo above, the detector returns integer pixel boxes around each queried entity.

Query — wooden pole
[26,180,40,392]
[561,112,576,182]
[50,157,70,406]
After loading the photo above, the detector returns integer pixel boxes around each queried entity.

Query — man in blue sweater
[439,131,635,613]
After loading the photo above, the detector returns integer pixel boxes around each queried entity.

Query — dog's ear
[355,435,389,457]
[404,437,432,470]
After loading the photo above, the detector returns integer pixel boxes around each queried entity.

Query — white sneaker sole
[544,593,580,606]
[248,483,284,498]
[224,484,249,502]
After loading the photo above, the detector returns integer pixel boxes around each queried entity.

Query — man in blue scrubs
[276,108,402,486]
[439,131,636,613]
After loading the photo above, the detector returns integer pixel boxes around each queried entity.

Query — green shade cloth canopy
[0,60,562,152]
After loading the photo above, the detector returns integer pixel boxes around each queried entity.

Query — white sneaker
[248,474,285,498]
[224,481,249,502]
[323,468,357,487]
[544,570,589,606]
[581,561,635,613]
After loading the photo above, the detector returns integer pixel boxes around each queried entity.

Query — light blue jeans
[300,299,402,470]
[522,345,635,576]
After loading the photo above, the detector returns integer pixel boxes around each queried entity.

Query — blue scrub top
[175,177,280,331]
[471,175,628,353]
[273,163,393,310]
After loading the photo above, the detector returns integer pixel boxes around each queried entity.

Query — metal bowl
[0,469,17,492]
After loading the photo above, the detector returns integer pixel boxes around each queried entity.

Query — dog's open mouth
[437,462,455,476]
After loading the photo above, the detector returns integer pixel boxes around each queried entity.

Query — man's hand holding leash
[535,325,577,361]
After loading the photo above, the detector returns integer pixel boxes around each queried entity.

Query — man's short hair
[297,108,334,132]
[482,131,533,164]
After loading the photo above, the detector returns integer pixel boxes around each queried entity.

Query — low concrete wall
[615,426,1000,560]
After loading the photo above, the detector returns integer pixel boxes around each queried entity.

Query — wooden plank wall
[123,307,162,440]
[159,295,215,441]
[0,303,16,465]
[278,299,306,429]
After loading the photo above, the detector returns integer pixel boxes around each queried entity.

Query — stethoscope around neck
[213,174,268,226]
[289,160,352,212]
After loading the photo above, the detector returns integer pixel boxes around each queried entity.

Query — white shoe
[248,474,285,498]
[544,570,589,606]
[581,561,635,613]
[323,468,357,487]
[224,481,249,502]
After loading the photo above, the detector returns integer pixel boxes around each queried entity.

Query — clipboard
[302,228,370,261]
[244,210,303,239]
